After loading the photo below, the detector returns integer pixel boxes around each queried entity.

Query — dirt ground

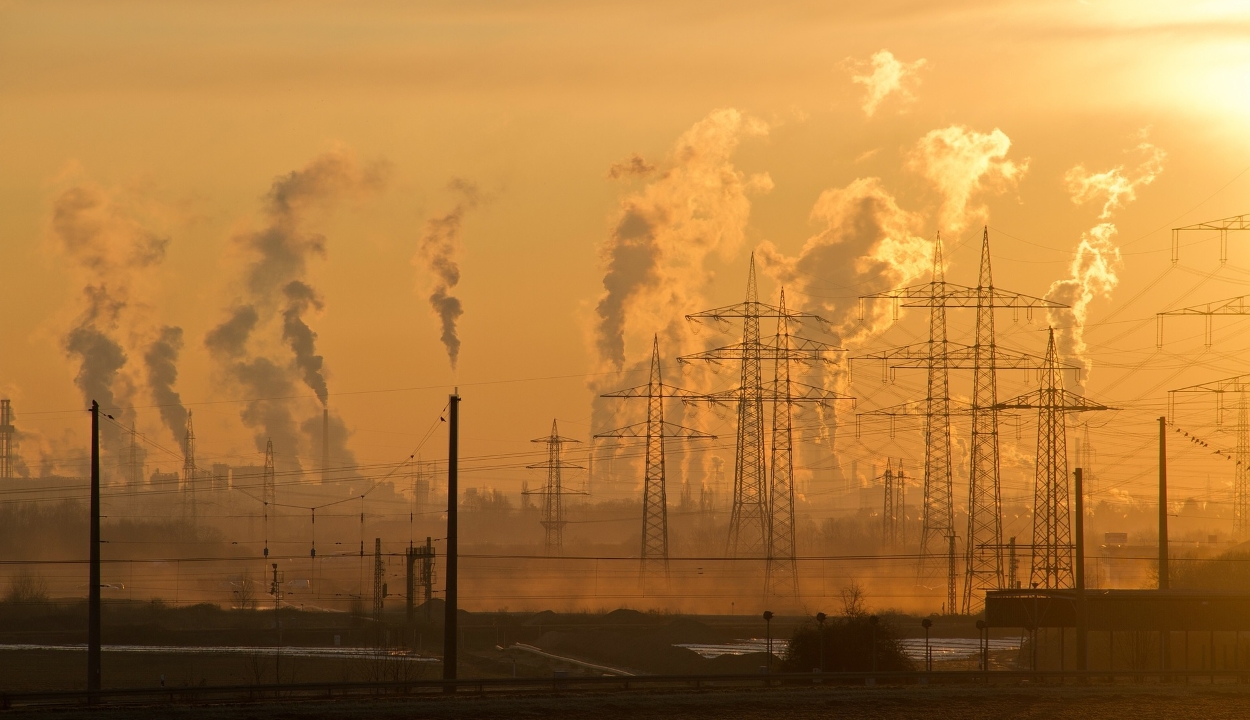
[10,684,1250,720]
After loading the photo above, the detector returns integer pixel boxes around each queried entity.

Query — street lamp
[869,615,879,673]
[921,618,933,672]
[816,612,827,673]
[763,610,774,674]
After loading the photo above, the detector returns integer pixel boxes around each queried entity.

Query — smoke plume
[282,281,327,405]
[1048,138,1166,383]
[908,126,1028,235]
[206,149,387,464]
[50,182,171,456]
[143,326,189,443]
[593,108,771,372]
[415,179,481,370]
[849,50,927,117]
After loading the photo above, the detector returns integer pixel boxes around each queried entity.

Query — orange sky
[2,0,1250,524]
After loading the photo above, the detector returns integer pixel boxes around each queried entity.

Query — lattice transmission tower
[683,280,850,596]
[997,328,1111,589]
[598,336,713,584]
[1170,374,1250,539]
[881,460,906,550]
[525,419,585,556]
[857,229,1069,613]
[182,410,197,527]
[0,399,13,480]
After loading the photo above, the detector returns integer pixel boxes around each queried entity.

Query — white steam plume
[415,178,481,370]
[593,108,771,372]
[757,177,930,492]
[590,109,771,497]
[908,126,1028,235]
[849,50,927,117]
[1048,137,1166,383]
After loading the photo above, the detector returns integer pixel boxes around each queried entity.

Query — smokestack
[322,408,329,484]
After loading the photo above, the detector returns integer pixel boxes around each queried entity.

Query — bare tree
[839,580,868,618]
[233,574,257,611]
[5,568,49,605]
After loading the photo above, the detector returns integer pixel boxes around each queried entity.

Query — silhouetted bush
[781,615,913,673]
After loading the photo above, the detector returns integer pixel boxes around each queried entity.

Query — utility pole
[1074,467,1087,673]
[88,401,101,700]
[1159,416,1169,589]
[270,562,283,684]
[599,336,713,587]
[373,537,384,642]
[524,420,585,556]
[407,536,435,624]
[443,390,459,684]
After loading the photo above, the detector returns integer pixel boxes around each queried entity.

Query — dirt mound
[522,609,559,627]
[603,608,650,625]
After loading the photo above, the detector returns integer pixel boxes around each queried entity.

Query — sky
[3,0,1250,528]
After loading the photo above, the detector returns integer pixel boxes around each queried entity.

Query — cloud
[415,178,483,370]
[849,49,927,117]
[593,107,771,372]
[908,125,1028,235]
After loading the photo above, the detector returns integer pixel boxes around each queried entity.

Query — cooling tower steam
[908,125,1028,235]
[593,108,772,372]
[415,178,481,370]
[1048,137,1166,384]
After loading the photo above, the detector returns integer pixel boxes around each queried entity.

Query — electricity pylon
[1169,374,1250,539]
[858,229,1069,613]
[263,439,275,559]
[1170,213,1250,265]
[683,282,851,596]
[524,419,584,556]
[182,410,196,527]
[881,459,906,550]
[0,399,14,480]
[1157,295,1250,348]
[598,336,714,584]
[996,328,1112,589]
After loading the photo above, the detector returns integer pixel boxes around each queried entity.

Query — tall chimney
[322,408,330,484]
